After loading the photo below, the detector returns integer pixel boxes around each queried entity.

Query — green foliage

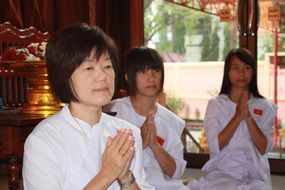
[166,95,184,114]
[258,35,273,60]
[210,23,220,61]
[144,0,238,61]
[201,16,213,61]
[144,0,190,55]
[173,21,186,54]
[223,24,232,59]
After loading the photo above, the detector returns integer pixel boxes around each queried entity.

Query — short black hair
[46,23,118,103]
[219,47,263,98]
[122,47,164,96]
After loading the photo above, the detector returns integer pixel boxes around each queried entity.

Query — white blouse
[105,97,188,190]
[190,94,276,190]
[23,104,154,190]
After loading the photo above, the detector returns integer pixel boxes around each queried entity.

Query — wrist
[102,170,117,182]
[246,115,254,122]
[117,171,135,189]
[150,142,161,152]
[233,114,243,122]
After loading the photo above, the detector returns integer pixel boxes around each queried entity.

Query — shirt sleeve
[251,101,277,153]
[23,134,63,190]
[163,118,187,179]
[131,129,155,189]
[203,99,222,157]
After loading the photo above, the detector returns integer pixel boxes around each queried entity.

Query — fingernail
[124,129,130,134]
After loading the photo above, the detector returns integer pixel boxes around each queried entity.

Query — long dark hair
[219,47,263,98]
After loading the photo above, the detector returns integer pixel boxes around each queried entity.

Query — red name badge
[253,108,263,116]
[156,135,165,146]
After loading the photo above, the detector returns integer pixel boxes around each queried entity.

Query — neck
[130,95,157,116]
[69,102,102,126]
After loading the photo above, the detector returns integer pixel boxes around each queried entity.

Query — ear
[124,74,128,82]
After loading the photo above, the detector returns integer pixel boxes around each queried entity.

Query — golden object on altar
[0,60,62,115]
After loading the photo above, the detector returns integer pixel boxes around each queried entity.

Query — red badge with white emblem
[253,108,263,116]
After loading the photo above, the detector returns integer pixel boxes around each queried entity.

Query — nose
[238,67,246,75]
[95,66,107,81]
[147,69,155,81]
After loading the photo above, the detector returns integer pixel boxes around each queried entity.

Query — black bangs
[71,25,113,67]
[131,47,164,72]
[235,51,254,67]
[136,63,163,72]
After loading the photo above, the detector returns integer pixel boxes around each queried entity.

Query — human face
[228,56,253,90]
[135,68,162,98]
[70,49,115,108]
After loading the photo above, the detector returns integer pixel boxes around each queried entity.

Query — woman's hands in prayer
[101,128,135,183]
[235,91,250,121]
[140,112,159,150]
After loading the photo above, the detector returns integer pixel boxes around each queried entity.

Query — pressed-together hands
[219,90,250,150]
[219,90,267,154]
[140,112,176,177]
[85,128,138,189]
[102,129,135,181]
[140,112,159,150]
[234,91,250,121]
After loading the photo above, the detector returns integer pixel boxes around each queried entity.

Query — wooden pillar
[129,0,144,47]
[237,0,259,63]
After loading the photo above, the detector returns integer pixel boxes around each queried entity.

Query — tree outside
[144,0,239,62]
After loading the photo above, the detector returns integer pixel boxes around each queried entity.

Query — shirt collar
[61,104,104,141]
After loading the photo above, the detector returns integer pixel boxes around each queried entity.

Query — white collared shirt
[23,104,154,190]
[105,97,188,190]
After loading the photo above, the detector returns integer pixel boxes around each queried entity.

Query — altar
[0,22,61,190]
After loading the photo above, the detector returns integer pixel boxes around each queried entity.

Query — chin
[102,97,112,105]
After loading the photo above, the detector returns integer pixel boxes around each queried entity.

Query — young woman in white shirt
[104,47,188,190]
[190,47,276,190]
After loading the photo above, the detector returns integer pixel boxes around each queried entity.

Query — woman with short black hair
[23,23,153,190]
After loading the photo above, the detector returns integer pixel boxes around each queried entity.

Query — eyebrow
[83,56,111,64]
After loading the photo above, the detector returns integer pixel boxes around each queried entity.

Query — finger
[106,136,113,147]
[148,112,155,122]
[145,117,152,133]
[119,134,134,155]
[141,118,148,130]
[144,129,151,147]
[242,96,248,109]
[109,129,125,149]
[121,146,135,163]
[109,129,124,149]
[152,125,157,136]
[114,129,130,151]
[150,126,157,141]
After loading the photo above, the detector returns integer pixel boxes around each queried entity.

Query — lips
[146,85,156,89]
[237,79,247,82]
[93,87,109,92]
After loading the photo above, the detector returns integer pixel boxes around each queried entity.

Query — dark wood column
[130,0,144,47]
[238,0,259,62]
